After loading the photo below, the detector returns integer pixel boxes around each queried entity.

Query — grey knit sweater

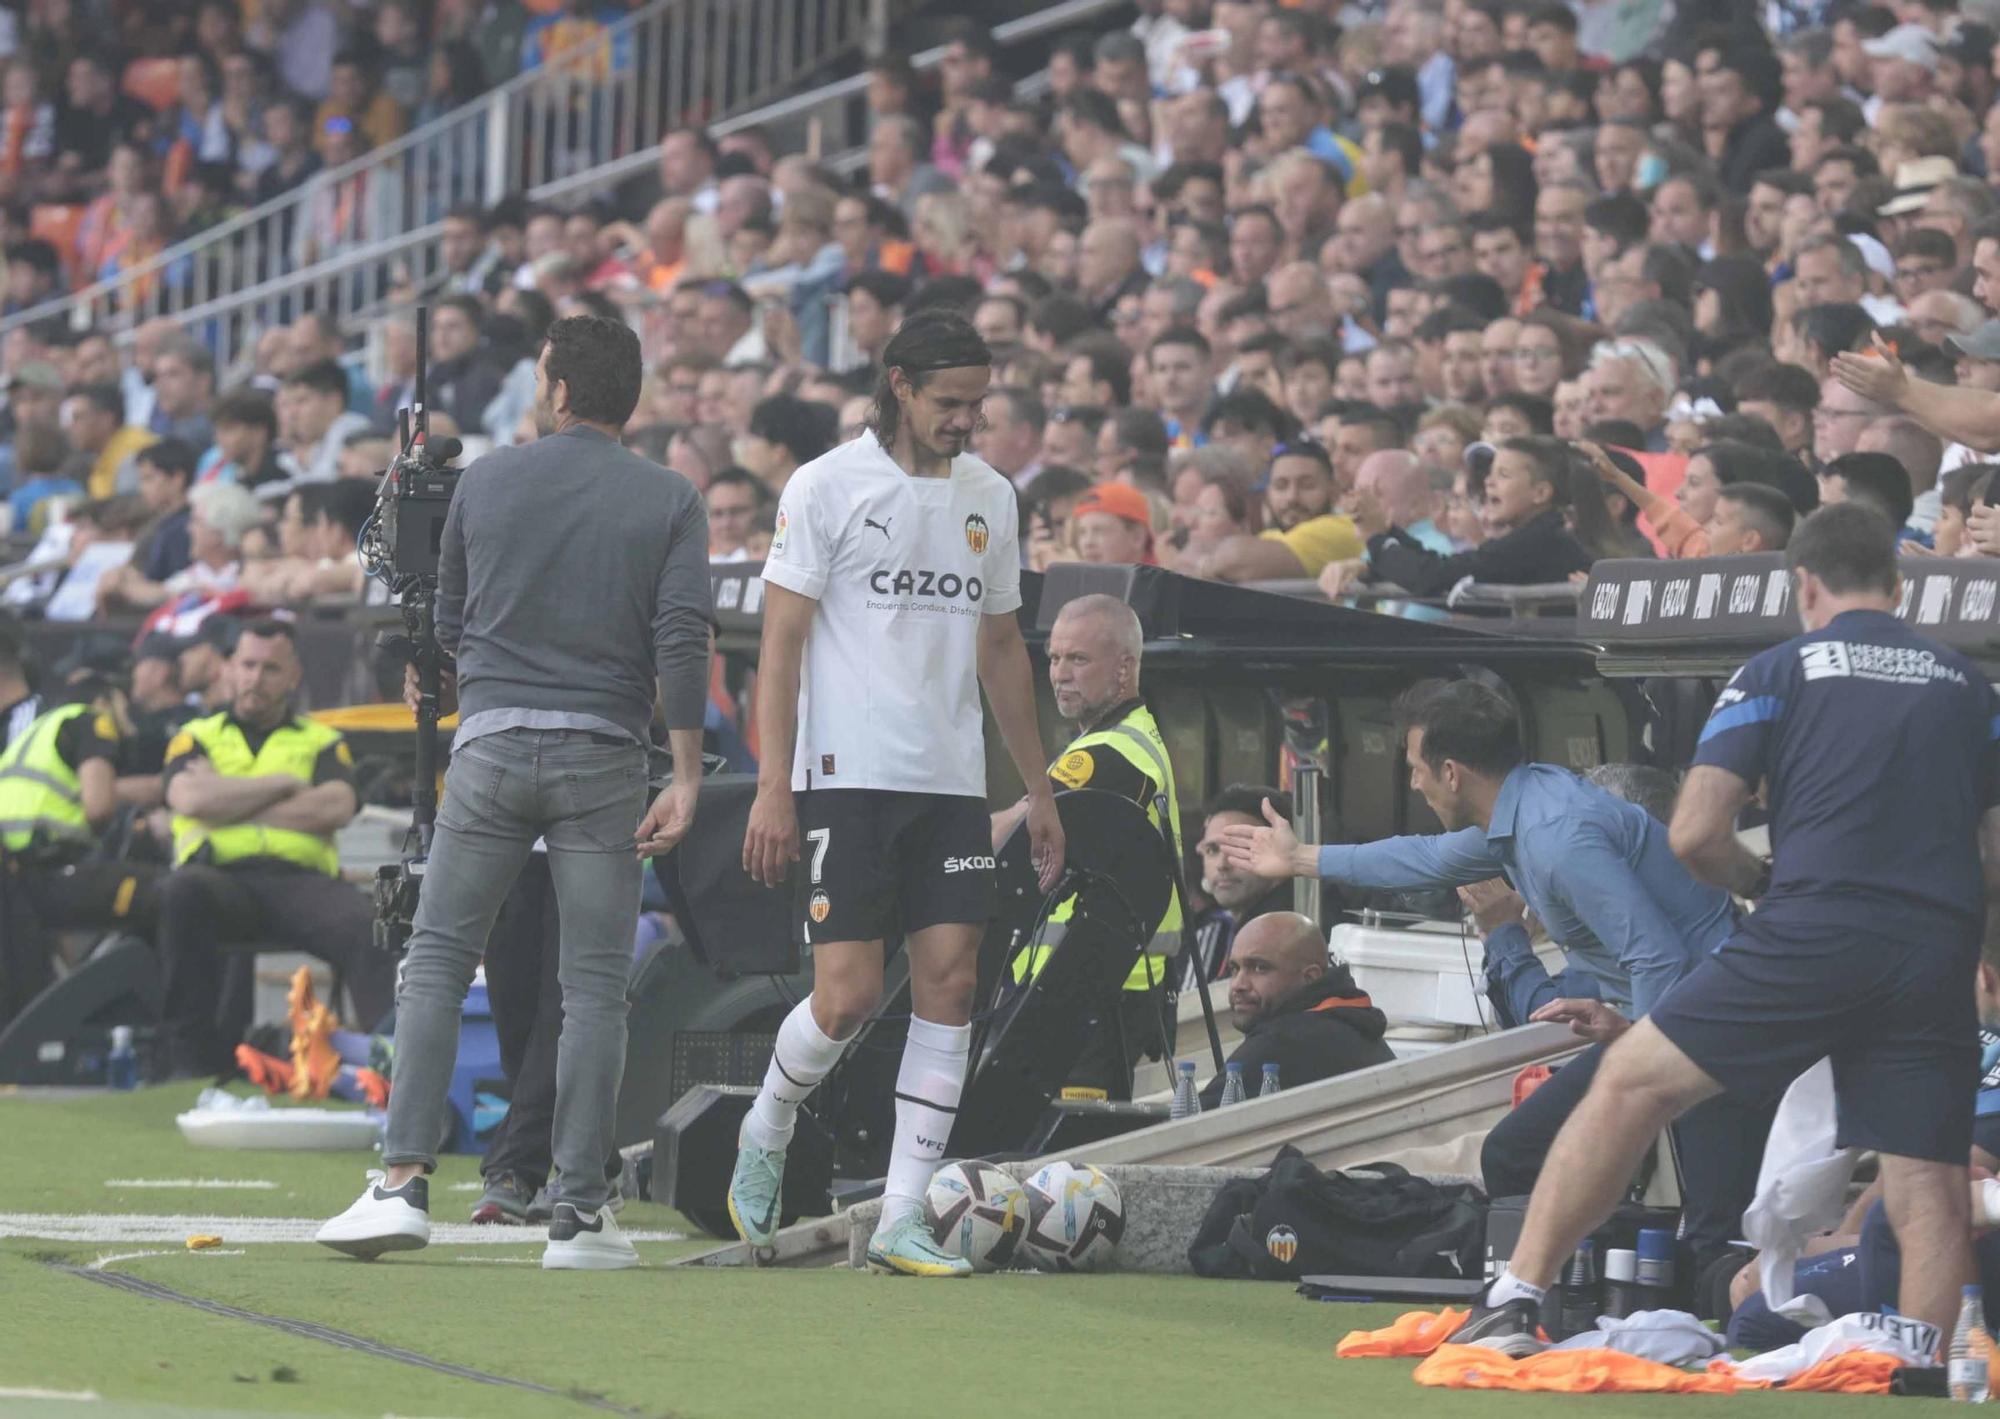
[436,425,711,739]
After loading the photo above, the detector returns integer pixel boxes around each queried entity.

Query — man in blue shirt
[1445,504,2000,1356]
[1223,679,1765,1260]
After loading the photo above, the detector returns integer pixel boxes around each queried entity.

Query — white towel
[1739,1059,1863,1326]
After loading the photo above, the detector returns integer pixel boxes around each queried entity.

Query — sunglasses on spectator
[1048,405,1104,424]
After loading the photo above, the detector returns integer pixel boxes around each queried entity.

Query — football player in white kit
[732,311,1066,1274]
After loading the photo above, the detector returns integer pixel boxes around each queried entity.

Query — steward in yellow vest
[153,622,397,1081]
[994,594,1184,1099]
[0,681,160,1027]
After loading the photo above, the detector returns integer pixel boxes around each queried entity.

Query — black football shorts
[791,789,996,944]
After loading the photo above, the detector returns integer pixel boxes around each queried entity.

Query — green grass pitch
[0,1085,1911,1418]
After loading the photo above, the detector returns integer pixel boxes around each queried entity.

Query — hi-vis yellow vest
[0,703,97,852]
[169,713,346,876]
[1011,702,1184,993]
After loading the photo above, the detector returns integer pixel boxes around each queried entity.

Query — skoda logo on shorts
[964,512,989,554]
[1265,1225,1299,1265]
[808,888,831,924]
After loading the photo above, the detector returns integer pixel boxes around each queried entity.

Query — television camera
[357,305,464,953]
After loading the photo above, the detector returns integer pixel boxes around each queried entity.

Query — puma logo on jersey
[943,855,995,873]
[864,516,893,538]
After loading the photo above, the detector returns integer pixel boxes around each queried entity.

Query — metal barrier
[3,0,882,364]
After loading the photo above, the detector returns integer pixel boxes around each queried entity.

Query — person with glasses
[705,468,766,563]
[1893,227,1960,299]
[1813,372,1892,461]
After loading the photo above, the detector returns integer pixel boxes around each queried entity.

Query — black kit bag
[1189,1145,1485,1281]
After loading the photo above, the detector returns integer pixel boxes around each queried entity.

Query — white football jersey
[762,430,1021,797]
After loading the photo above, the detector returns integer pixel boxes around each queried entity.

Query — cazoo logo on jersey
[867,568,985,605]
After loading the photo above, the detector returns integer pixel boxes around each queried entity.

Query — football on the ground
[921,1160,1027,1272]
[1019,1162,1124,1273]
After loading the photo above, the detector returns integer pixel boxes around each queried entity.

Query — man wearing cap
[1072,482,1156,566]
[1861,24,1939,124]
[1195,440,1364,583]
[1926,322,2000,477]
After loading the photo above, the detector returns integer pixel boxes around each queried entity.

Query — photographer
[318,316,711,1270]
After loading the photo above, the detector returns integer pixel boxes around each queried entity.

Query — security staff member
[993,593,1183,1097]
[154,620,394,1079]
[0,678,158,1025]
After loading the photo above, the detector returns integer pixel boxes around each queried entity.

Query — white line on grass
[103,1178,278,1189]
[1,1214,686,1245]
[0,1386,100,1400]
[87,1250,169,1271]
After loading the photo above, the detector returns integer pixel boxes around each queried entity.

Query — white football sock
[876,1016,970,1232]
[741,996,850,1152]
[1485,1268,1547,1309]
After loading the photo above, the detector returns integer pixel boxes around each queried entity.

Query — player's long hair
[866,311,992,448]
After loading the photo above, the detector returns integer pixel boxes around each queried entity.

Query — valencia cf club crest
[1265,1224,1299,1265]
[964,512,989,555]
[809,888,831,924]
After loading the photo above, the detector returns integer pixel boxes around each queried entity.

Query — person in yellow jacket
[154,621,396,1080]
[992,593,1183,1098]
[0,677,159,1026]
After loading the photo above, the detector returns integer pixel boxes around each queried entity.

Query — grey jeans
[382,728,648,1209]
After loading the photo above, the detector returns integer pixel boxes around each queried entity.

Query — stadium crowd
[16,0,2000,644]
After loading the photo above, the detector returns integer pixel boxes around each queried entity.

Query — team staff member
[0,678,159,1025]
[153,622,394,1080]
[733,311,1064,1276]
[992,593,1183,1098]
[1223,681,1765,1265]
[319,316,709,1270]
[1189,784,1299,986]
[1457,505,2000,1356]
[1197,912,1394,1110]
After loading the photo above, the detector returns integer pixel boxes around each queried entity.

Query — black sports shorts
[792,789,995,945]
[1649,915,1979,1164]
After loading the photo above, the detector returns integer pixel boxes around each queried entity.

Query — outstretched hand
[1829,334,1909,407]
[1218,797,1307,880]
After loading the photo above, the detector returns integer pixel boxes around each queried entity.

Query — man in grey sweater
[318,315,711,1271]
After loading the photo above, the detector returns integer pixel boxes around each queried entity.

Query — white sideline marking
[103,1178,278,1190]
[86,1250,169,1271]
[0,1386,99,1400]
[2,1214,685,1245]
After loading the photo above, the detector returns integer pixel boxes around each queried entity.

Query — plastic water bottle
[106,1025,137,1091]
[1218,1061,1246,1107]
[1169,1060,1202,1119]
[1260,1062,1281,1097]
[1950,1284,1991,1402]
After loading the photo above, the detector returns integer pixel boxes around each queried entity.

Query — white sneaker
[542,1201,639,1271]
[316,1171,430,1260]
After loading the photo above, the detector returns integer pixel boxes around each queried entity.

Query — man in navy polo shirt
[1457,503,2000,1356]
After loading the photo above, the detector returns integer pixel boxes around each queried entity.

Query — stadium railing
[2,0,888,360]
